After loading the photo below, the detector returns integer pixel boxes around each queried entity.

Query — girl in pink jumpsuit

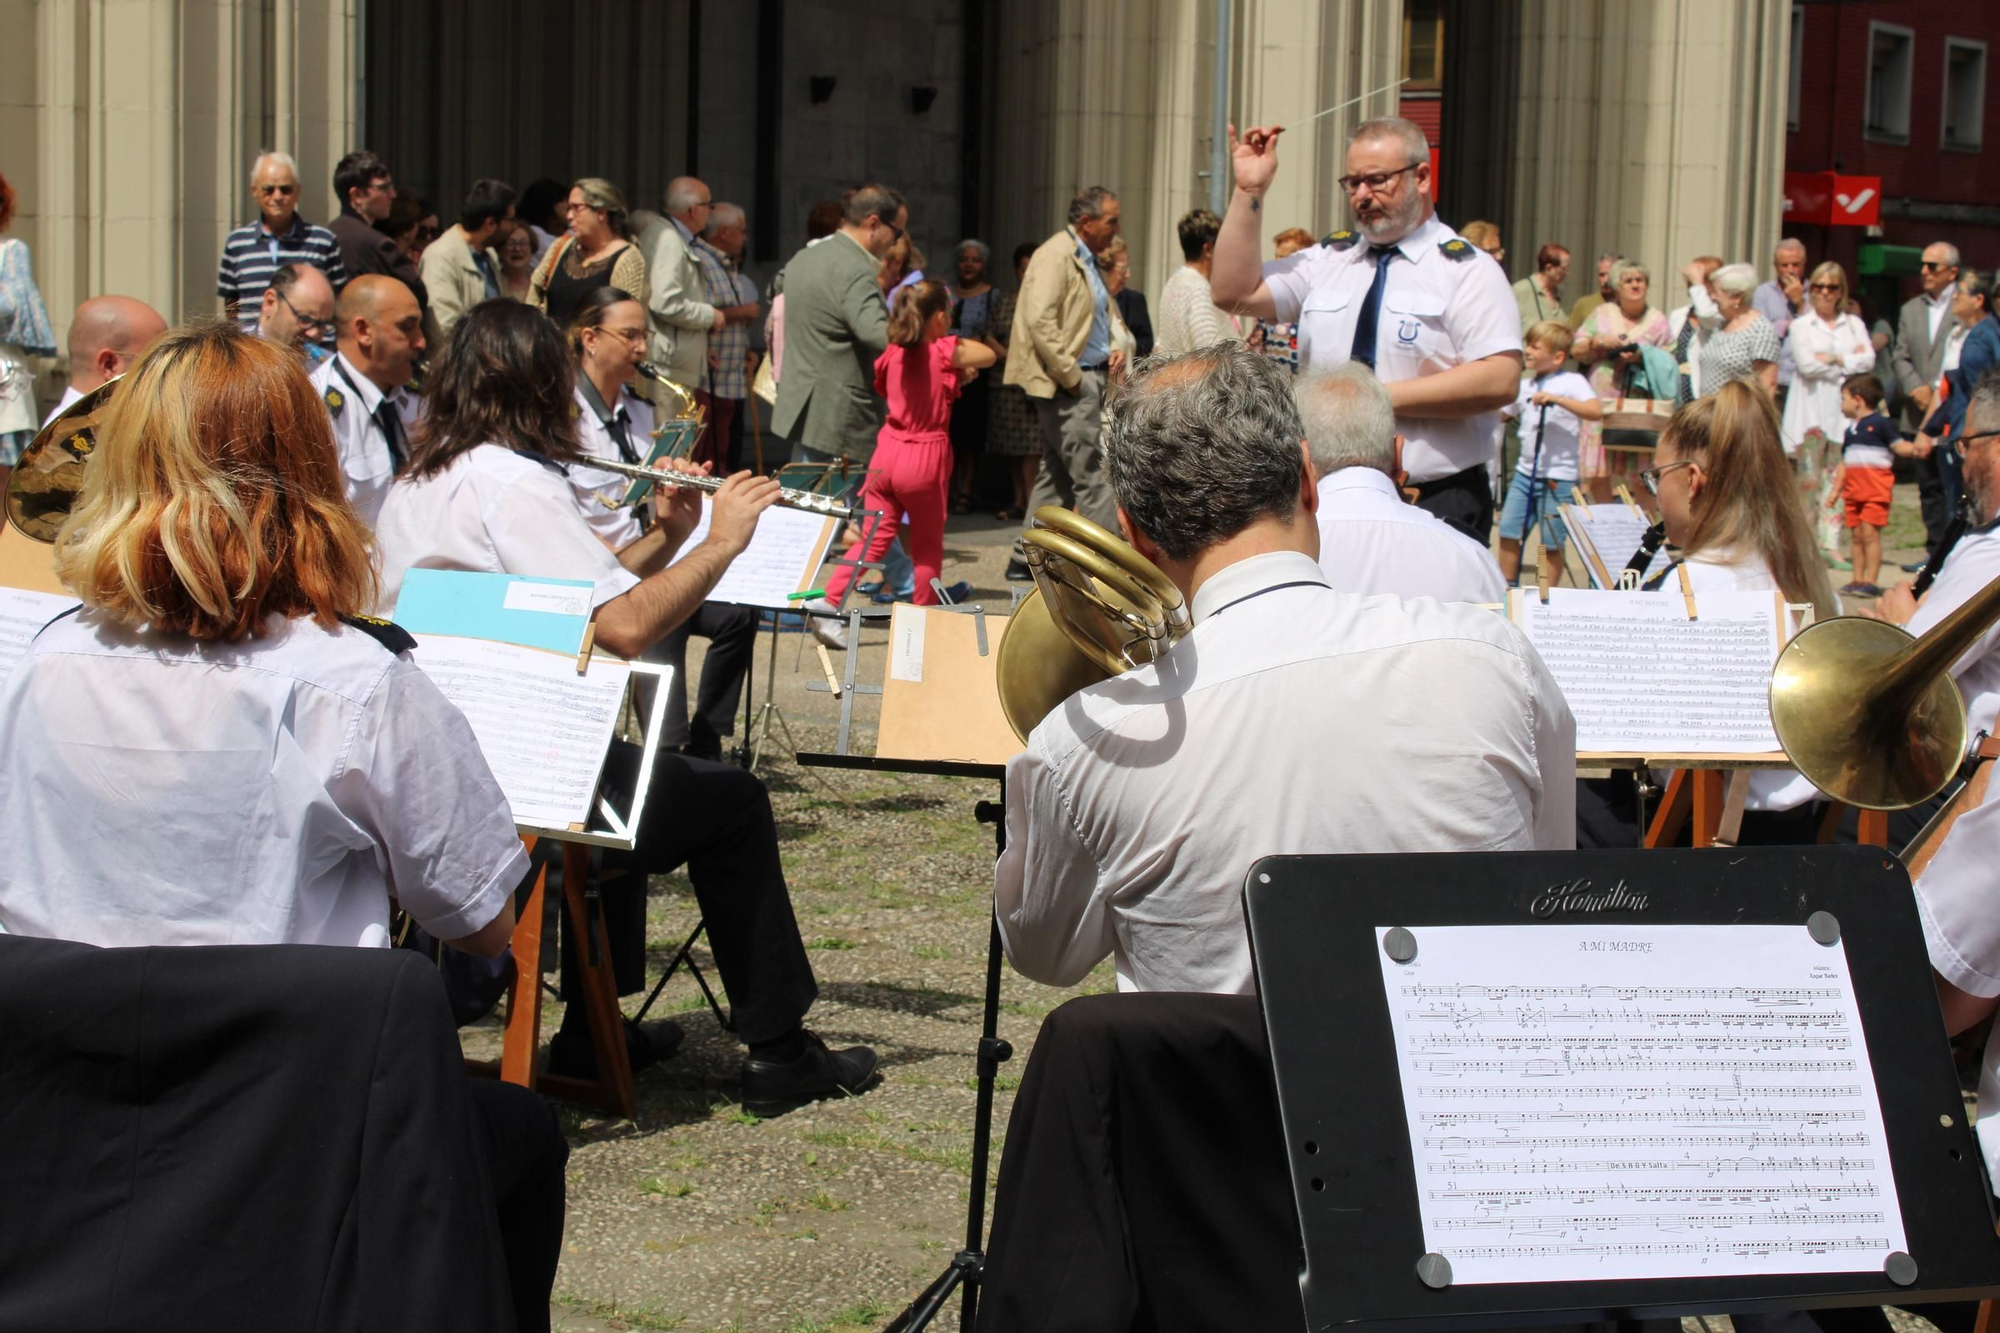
[823,280,997,608]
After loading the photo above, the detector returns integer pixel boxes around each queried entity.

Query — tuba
[1769,571,2000,810]
[5,377,120,544]
[994,506,1191,741]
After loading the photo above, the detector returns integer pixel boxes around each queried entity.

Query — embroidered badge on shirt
[1439,238,1476,262]
[324,386,345,419]
[1324,229,1360,251]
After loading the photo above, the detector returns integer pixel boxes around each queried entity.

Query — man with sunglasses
[253,263,335,365]
[216,151,345,328]
[1212,117,1522,544]
[1895,243,1967,555]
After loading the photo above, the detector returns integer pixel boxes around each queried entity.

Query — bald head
[664,175,714,230]
[67,295,167,394]
[335,275,425,391]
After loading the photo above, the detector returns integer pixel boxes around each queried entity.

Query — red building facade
[1787,2,2000,319]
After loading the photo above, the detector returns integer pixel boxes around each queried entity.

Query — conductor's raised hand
[708,470,781,555]
[1229,123,1284,197]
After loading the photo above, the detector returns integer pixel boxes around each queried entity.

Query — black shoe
[683,719,724,764]
[740,1031,879,1117]
[1005,558,1034,582]
[546,1017,684,1080]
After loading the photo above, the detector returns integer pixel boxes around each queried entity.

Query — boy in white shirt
[1498,321,1603,586]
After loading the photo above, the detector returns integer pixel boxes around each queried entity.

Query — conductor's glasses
[1638,460,1697,495]
[1337,163,1420,195]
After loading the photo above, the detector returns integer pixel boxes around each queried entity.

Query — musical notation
[1516,589,1785,753]
[1377,923,1906,1286]
[666,496,838,610]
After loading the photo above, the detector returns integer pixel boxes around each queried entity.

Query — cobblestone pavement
[469,490,1952,1332]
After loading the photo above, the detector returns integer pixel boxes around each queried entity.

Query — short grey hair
[1612,259,1651,288]
[1968,366,2000,437]
[1710,263,1759,298]
[1295,365,1397,476]
[1349,117,1430,164]
[703,202,745,236]
[1067,187,1117,226]
[250,150,299,185]
[1929,241,1964,268]
[1597,252,1625,269]
[1774,237,1806,259]
[664,176,708,214]
[956,238,991,267]
[1106,343,1305,561]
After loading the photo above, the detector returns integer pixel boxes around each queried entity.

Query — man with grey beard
[1211,116,1521,542]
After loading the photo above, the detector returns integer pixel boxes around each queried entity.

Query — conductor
[1211,116,1523,541]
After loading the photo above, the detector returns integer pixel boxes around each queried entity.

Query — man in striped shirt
[216,151,345,326]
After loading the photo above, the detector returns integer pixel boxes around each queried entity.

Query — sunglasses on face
[1809,283,1841,292]
[255,183,299,197]
[1923,261,1956,272]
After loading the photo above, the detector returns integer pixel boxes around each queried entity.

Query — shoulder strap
[338,614,418,654]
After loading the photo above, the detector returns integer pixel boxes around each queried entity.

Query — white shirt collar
[1927,288,1955,309]
[1317,466,1403,501]
[1188,549,1329,625]
[330,351,387,415]
[1376,212,1445,263]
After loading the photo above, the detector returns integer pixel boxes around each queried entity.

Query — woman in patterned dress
[1574,260,1670,501]
[985,243,1041,520]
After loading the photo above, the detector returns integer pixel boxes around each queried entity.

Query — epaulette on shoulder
[1323,229,1359,251]
[339,614,417,654]
[1439,237,1476,262]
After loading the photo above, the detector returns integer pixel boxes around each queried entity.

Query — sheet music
[1377,923,1907,1285]
[1571,505,1664,588]
[1518,588,1783,753]
[0,586,81,679]
[409,634,634,828]
[667,499,838,610]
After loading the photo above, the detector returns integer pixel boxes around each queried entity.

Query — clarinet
[1621,521,1668,588]
[1913,496,1975,598]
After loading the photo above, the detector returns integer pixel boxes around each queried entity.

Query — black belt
[1078,362,1109,373]
[1412,463,1490,499]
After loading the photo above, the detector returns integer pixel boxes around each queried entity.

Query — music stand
[796,601,1022,1333]
[1245,847,2000,1331]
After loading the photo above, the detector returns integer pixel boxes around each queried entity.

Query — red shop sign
[1783,171,1881,227]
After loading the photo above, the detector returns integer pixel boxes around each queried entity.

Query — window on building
[1865,23,1914,144]
[1944,39,1987,151]
[1403,0,1443,94]
[1788,6,1804,131]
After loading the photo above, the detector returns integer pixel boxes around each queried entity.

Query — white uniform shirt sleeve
[1262,245,1333,325]
[994,736,1115,987]
[1916,784,2000,997]
[1524,640,1579,850]
[333,656,530,942]
[1443,251,1526,365]
[490,472,642,608]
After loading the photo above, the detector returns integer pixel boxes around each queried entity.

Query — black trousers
[1413,462,1495,544]
[1917,454,1951,556]
[465,1079,569,1333]
[978,992,1305,1333]
[560,743,818,1045]
[644,600,758,748]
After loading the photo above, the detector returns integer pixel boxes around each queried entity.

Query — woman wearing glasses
[1637,382,1840,840]
[530,178,647,328]
[1917,269,2000,478]
[1780,262,1875,564]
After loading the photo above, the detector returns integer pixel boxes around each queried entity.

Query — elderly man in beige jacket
[1004,185,1130,580]
[635,176,727,399]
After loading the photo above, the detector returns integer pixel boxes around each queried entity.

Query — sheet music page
[1575,506,1664,588]
[409,634,633,828]
[1518,588,1783,753]
[1377,923,1907,1285]
[0,586,81,679]
[667,499,837,609]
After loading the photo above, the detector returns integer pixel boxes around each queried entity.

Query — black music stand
[1245,846,2000,1331]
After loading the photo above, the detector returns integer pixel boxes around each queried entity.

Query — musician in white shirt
[373,300,876,1113]
[0,321,566,1319]
[1296,361,1504,603]
[995,343,1575,994]
[307,275,424,527]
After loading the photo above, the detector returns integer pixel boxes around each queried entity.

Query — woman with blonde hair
[1780,260,1874,563]
[531,176,646,326]
[0,319,568,1328]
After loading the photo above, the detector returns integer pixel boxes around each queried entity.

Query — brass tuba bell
[1769,571,2000,810]
[994,506,1191,741]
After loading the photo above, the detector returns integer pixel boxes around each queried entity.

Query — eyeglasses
[254,183,299,197]
[589,325,648,346]
[564,200,602,214]
[1809,283,1841,292]
[1637,459,1698,495]
[274,289,324,335]
[1959,429,2000,450]
[1922,261,1957,272]
[1336,162,1420,194]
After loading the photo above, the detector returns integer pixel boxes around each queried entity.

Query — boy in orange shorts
[1835,372,1896,596]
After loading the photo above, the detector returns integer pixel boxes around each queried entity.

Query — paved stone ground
[466,487,1951,1332]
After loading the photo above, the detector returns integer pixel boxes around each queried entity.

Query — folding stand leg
[1644,769,1692,848]
[630,918,734,1032]
[529,843,639,1118]
[885,788,1013,1333]
[495,835,550,1087]
[1689,769,1726,847]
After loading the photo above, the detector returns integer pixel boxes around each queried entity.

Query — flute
[587,455,859,518]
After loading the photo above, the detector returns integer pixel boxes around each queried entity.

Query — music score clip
[574,622,597,674]
[1676,564,1699,621]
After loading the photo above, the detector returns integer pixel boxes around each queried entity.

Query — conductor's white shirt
[1907,523,2000,741]
[372,443,642,613]
[570,380,657,548]
[1914,778,2000,1193]
[995,549,1576,994]
[1262,213,1522,484]
[1314,466,1505,603]
[0,610,526,948]
[308,352,420,528]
